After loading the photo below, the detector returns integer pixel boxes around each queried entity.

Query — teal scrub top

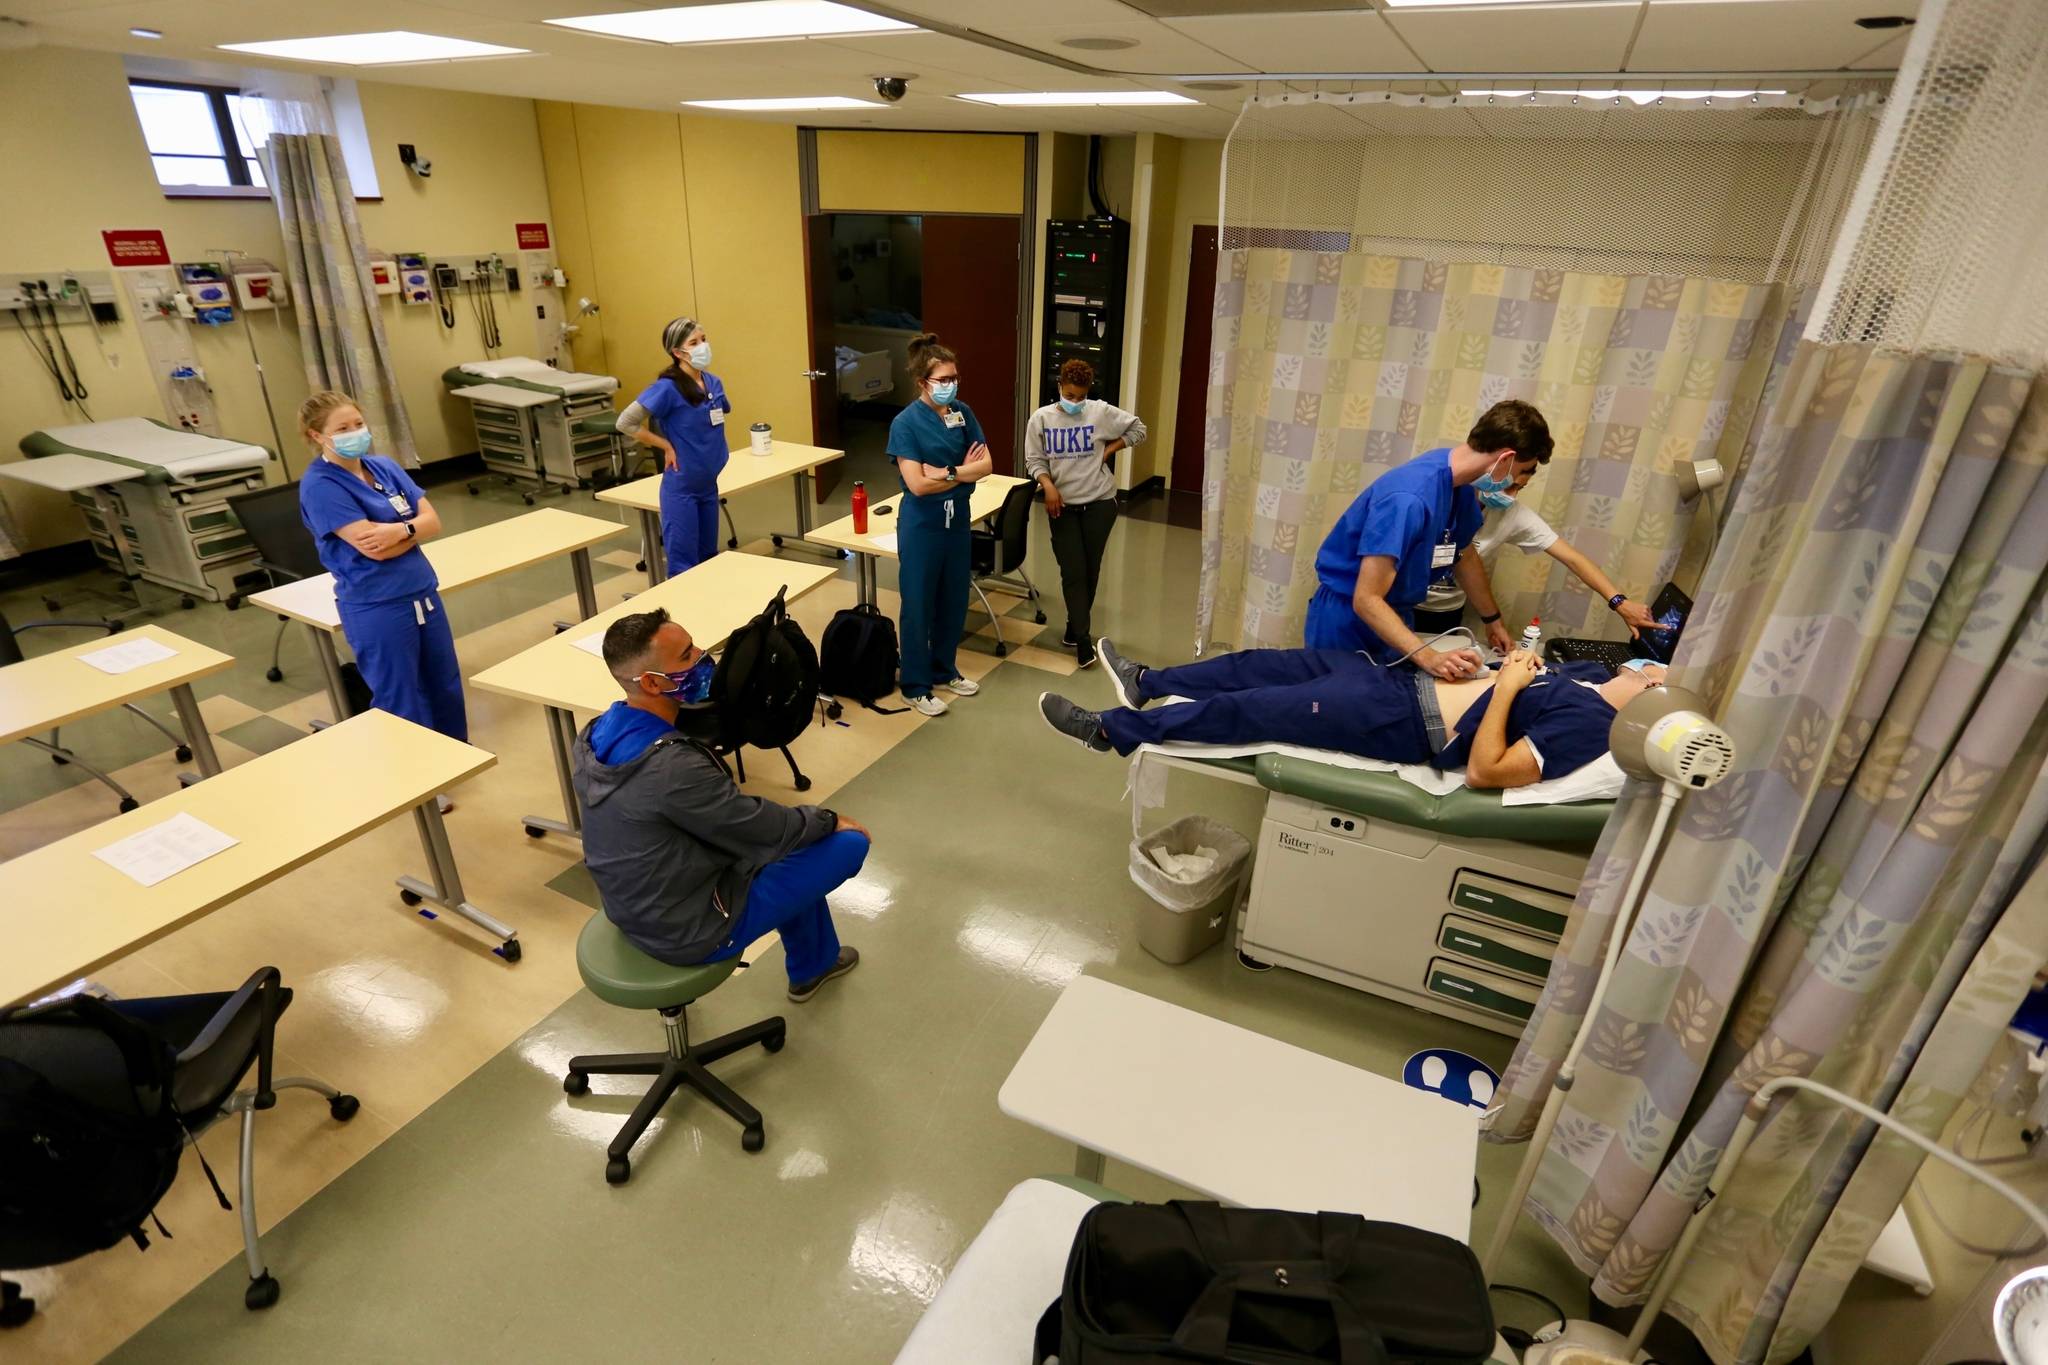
[887,399,984,534]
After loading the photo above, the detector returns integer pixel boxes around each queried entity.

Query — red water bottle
[851,480,868,535]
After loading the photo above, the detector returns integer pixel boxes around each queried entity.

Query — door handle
[801,369,828,380]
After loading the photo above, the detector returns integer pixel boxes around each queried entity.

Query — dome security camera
[871,75,909,103]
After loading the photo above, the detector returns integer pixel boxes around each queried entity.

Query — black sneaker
[1039,693,1111,752]
[788,946,860,1002]
[1098,638,1146,711]
[1062,624,1078,648]
[1075,639,1097,669]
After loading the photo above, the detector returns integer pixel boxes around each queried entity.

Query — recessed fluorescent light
[1461,87,1787,104]
[1383,0,1576,6]
[956,91,1199,108]
[219,31,528,65]
[130,27,164,39]
[686,96,888,111]
[546,1,912,44]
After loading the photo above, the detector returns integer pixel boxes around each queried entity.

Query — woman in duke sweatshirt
[1025,358,1147,668]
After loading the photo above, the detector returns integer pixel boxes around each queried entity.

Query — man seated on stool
[1039,639,1666,790]
[573,608,867,1002]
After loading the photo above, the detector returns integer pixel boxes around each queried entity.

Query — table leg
[641,509,666,586]
[1074,1147,1106,1183]
[768,470,847,562]
[167,682,222,777]
[310,627,348,728]
[570,547,599,619]
[398,800,522,960]
[519,705,584,841]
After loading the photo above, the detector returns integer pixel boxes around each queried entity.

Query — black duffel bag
[1034,1200,1494,1365]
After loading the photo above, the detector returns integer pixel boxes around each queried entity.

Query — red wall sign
[102,228,171,268]
[515,222,551,250]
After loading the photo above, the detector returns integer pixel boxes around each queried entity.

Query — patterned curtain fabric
[264,132,420,467]
[1489,343,2048,1364]
[1196,248,1776,652]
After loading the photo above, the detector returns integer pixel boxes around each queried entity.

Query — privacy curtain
[1196,249,1775,652]
[1489,345,2048,1363]
[263,132,419,467]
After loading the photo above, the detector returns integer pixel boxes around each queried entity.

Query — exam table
[1158,753,1614,1038]
[11,418,271,607]
[442,357,619,498]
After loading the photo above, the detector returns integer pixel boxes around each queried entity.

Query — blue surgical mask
[1479,488,1516,509]
[1472,457,1513,498]
[330,428,373,460]
[928,381,958,406]
[1059,397,1086,416]
[1619,657,1660,675]
[688,341,713,369]
[653,654,715,703]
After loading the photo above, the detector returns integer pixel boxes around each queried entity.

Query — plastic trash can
[1128,815,1252,964]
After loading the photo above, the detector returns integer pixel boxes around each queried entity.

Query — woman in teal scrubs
[887,333,994,716]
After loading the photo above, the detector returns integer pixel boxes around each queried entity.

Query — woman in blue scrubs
[887,333,994,716]
[617,316,732,576]
[296,390,467,761]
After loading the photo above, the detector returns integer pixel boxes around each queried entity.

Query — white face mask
[687,341,713,369]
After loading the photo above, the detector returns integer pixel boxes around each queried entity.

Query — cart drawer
[1425,957,1539,1024]
[1437,914,1555,982]
[1449,870,1572,940]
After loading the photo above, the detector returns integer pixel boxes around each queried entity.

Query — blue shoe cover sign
[1403,1048,1499,1111]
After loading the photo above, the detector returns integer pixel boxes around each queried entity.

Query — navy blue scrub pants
[896,523,970,698]
[1096,648,1433,762]
[1302,584,1408,663]
[700,830,867,984]
[339,590,468,741]
[660,475,721,577]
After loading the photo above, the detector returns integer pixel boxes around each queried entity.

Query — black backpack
[1034,1201,1495,1365]
[706,587,822,751]
[820,602,906,713]
[0,995,187,1270]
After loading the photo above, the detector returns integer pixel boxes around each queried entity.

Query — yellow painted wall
[816,131,1025,215]
[533,101,610,378]
[0,46,553,552]
[1138,137,1223,490]
[1126,135,1185,488]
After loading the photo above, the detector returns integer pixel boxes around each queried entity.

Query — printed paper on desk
[78,637,178,674]
[870,532,899,553]
[571,633,607,657]
[93,812,239,888]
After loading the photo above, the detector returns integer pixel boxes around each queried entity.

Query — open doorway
[804,211,1023,508]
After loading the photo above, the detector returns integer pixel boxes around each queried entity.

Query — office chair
[0,611,195,813]
[0,968,358,1323]
[225,482,323,685]
[969,479,1046,657]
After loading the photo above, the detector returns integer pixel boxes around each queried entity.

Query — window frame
[128,76,264,194]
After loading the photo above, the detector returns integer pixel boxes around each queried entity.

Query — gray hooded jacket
[572,719,834,965]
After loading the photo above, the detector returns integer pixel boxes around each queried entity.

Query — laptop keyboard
[1547,638,1636,671]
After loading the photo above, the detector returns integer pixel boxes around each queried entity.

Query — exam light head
[1997,1262,2048,1365]
[1677,457,1725,501]
[1609,684,1735,789]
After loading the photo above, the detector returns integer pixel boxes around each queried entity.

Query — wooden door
[1170,225,1219,493]
[920,215,1022,475]
[804,213,842,501]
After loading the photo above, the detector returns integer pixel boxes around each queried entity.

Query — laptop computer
[1545,583,1693,672]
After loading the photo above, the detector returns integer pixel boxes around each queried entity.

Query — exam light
[685,96,888,111]
[546,1,913,44]
[1676,456,1725,501]
[956,92,1199,108]
[1608,685,1734,790]
[218,32,529,65]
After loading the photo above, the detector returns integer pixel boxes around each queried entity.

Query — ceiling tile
[1389,2,1640,74]
[969,18,1258,75]
[1849,29,1911,69]
[1629,0,1921,72]
[1162,12,1426,75]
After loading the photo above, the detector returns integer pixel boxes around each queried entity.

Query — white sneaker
[942,676,981,697]
[906,693,949,717]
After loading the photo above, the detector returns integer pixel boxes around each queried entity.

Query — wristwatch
[1479,610,1501,624]
[943,466,957,484]
[403,521,417,539]
[1607,593,1626,611]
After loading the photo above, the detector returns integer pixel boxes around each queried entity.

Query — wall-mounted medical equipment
[367,258,399,296]
[396,253,433,306]
[176,262,235,325]
[442,356,619,497]
[6,275,110,418]
[112,266,221,436]
[1040,217,1129,406]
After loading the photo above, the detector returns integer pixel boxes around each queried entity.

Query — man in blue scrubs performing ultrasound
[1039,641,1667,790]
[1304,400,1553,677]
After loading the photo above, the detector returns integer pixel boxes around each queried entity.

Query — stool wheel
[245,1273,280,1311]
[741,1123,765,1154]
[794,775,812,792]
[763,1027,787,1054]
[826,701,843,720]
[399,888,422,907]
[265,667,284,683]
[175,744,193,763]
[522,494,536,507]
[563,1070,589,1096]
[50,751,70,765]
[329,1093,360,1121]
[771,534,784,548]
[119,796,139,813]
[994,644,1008,657]
[1236,948,1273,972]
[498,939,523,963]
[605,1157,631,1185]
[635,559,647,572]
[1034,610,1047,624]
[524,824,547,839]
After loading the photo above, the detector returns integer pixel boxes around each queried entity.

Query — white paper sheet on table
[571,632,606,658]
[93,812,238,887]
[77,637,177,675]
[1128,737,1627,808]
[870,532,899,553]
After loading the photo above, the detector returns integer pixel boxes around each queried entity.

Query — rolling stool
[563,912,787,1185]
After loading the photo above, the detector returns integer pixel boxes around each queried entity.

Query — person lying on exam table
[297,391,467,809]
[1303,400,1553,676]
[1039,641,1667,790]
[617,315,731,577]
[572,609,867,1002]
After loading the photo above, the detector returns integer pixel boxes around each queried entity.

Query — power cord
[1487,1282,1567,1354]
[1916,1105,2048,1258]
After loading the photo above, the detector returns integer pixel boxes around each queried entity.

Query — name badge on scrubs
[387,494,412,517]
[942,410,965,429]
[1431,541,1457,569]
[709,408,725,427]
